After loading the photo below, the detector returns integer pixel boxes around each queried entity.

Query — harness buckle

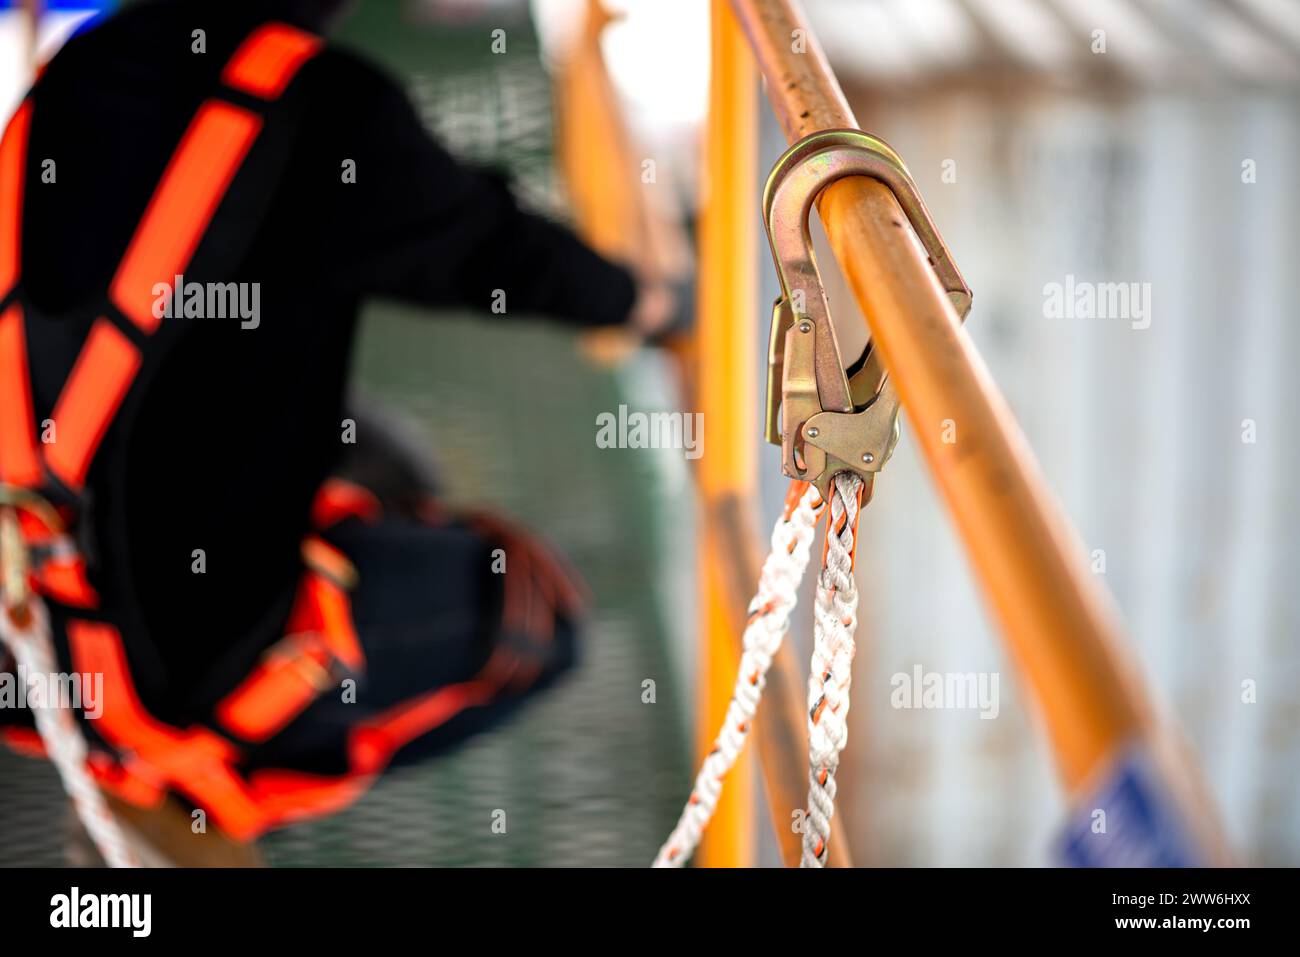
[761,129,973,498]
[0,486,62,625]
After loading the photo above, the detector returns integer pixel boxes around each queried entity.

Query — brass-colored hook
[761,128,972,497]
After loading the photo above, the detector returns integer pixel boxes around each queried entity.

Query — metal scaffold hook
[761,128,972,498]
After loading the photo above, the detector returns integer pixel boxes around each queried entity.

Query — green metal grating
[260,309,693,867]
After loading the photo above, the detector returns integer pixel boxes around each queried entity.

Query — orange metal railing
[727,0,1229,864]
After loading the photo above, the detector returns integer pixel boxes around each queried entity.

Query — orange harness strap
[216,556,364,744]
[0,303,41,489]
[108,102,264,336]
[0,99,31,301]
[0,97,40,490]
[40,544,548,840]
[0,23,333,840]
[221,23,322,99]
[0,23,322,497]
[0,23,320,598]
[67,619,271,840]
[66,566,525,840]
[45,318,142,490]
[110,22,320,337]
[66,571,373,841]
[56,558,361,837]
[311,477,383,530]
[348,650,522,775]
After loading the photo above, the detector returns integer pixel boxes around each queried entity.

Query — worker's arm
[315,55,660,331]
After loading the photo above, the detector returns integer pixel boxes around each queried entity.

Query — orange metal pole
[692,0,759,868]
[553,1,641,263]
[553,0,690,366]
[728,0,1229,861]
[552,0,836,865]
[696,5,853,863]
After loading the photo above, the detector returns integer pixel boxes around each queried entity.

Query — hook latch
[761,128,972,497]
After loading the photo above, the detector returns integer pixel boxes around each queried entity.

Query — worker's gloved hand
[629,273,695,345]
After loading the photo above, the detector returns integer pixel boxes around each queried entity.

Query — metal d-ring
[0,485,63,618]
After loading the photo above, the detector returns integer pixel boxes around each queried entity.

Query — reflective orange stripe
[349,651,520,774]
[217,569,362,741]
[45,319,140,491]
[307,573,363,669]
[109,101,262,333]
[310,478,382,529]
[348,679,497,774]
[58,567,516,835]
[0,304,41,487]
[0,99,31,297]
[71,613,372,836]
[0,726,46,758]
[9,23,321,495]
[301,534,359,592]
[246,769,373,826]
[68,619,207,756]
[34,555,98,607]
[86,753,166,808]
[221,23,322,99]
[216,633,333,743]
[67,619,271,840]
[15,508,54,541]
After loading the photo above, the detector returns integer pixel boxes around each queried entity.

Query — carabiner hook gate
[761,128,972,497]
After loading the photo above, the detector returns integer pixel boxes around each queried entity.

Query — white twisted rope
[0,599,139,867]
[653,482,827,867]
[802,472,863,867]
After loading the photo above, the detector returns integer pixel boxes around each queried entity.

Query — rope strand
[0,600,139,867]
[801,472,864,867]
[653,481,826,867]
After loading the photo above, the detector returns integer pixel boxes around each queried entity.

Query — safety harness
[0,21,333,863]
[0,22,518,865]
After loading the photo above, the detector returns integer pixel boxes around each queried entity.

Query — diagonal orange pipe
[728,0,1230,863]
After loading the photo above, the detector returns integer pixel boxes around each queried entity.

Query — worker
[0,0,677,847]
